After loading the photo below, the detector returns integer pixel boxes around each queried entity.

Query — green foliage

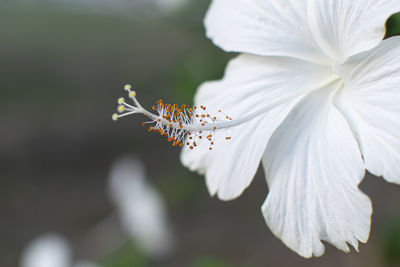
[382,217,400,266]
[386,13,400,37]
[102,242,150,267]
[171,51,230,104]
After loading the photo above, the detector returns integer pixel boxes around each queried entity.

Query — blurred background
[1,1,400,266]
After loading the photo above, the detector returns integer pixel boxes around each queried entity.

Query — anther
[129,91,136,98]
[124,84,132,91]
[117,105,125,113]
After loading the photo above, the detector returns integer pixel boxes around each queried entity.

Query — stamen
[112,83,298,149]
[112,84,234,149]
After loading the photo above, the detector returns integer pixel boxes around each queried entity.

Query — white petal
[204,0,330,64]
[335,37,400,184]
[181,54,335,200]
[308,0,400,61]
[21,234,72,267]
[262,84,372,258]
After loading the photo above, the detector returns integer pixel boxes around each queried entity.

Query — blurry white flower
[108,155,174,258]
[20,233,72,267]
[176,0,400,258]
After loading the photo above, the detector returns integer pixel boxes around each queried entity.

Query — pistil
[112,84,298,149]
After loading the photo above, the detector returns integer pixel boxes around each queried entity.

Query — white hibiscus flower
[113,0,400,258]
[108,155,175,258]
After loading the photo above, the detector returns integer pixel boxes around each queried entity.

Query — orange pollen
[119,96,234,150]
